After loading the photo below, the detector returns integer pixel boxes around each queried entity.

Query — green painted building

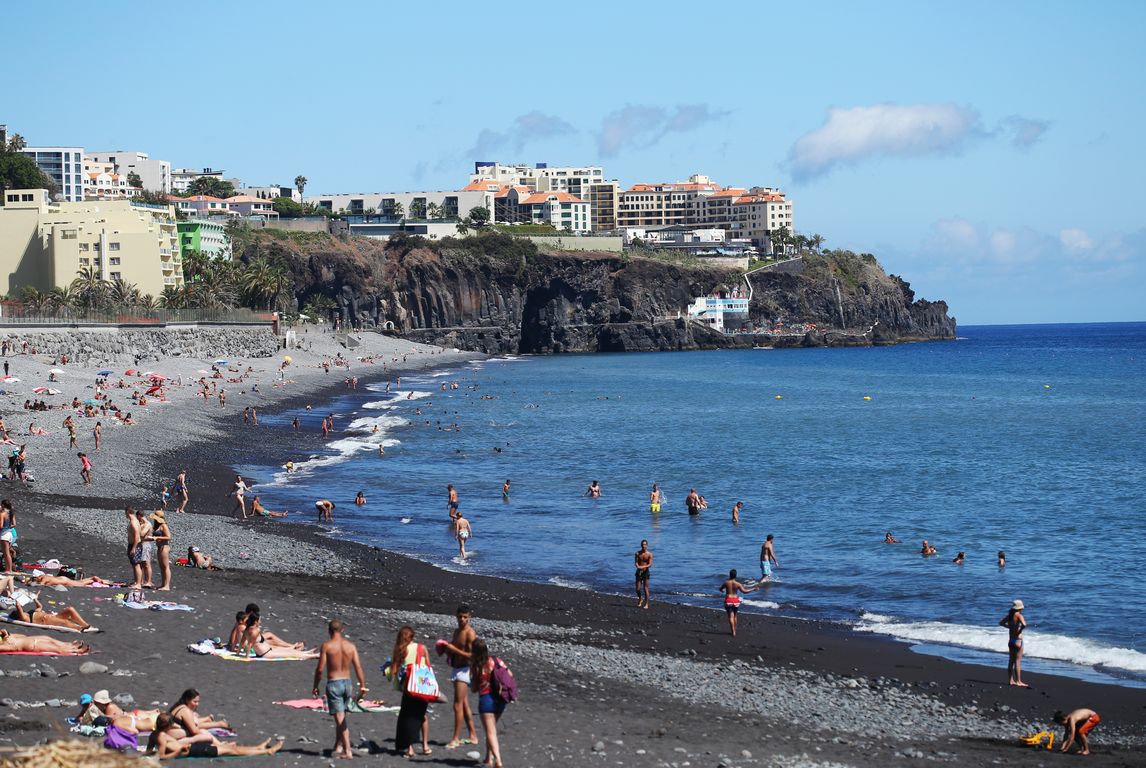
[177,219,229,259]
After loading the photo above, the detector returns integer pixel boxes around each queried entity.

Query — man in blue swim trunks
[760,534,779,581]
[313,619,366,760]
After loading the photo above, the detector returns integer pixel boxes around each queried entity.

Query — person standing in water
[447,484,459,519]
[686,488,702,515]
[719,569,756,637]
[760,534,779,581]
[649,483,662,513]
[999,599,1029,687]
[455,512,472,558]
[731,501,743,525]
[584,480,601,498]
[634,540,653,609]
[502,480,510,501]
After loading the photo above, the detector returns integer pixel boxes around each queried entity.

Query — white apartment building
[225,195,278,218]
[306,189,495,220]
[469,162,618,231]
[236,185,301,203]
[20,147,86,202]
[87,151,172,194]
[496,188,590,232]
[83,160,136,200]
[171,167,236,194]
[0,189,183,297]
[167,195,234,218]
[617,175,794,249]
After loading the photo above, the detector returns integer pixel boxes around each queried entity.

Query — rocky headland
[236,229,956,354]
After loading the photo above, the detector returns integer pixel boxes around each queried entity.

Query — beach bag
[103,723,138,750]
[491,657,518,703]
[405,644,440,702]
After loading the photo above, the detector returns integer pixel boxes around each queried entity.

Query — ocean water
[251,323,1146,687]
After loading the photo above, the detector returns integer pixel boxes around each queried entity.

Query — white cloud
[466,112,576,159]
[1059,228,1093,252]
[788,103,983,180]
[597,104,726,157]
[1000,115,1049,148]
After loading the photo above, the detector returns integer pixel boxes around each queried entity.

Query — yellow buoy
[863,395,872,401]
[774,395,782,400]
[1043,384,1051,389]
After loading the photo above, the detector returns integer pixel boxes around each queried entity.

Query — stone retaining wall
[0,325,279,366]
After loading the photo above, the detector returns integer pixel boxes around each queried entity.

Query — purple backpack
[491,657,518,703]
[103,723,139,751]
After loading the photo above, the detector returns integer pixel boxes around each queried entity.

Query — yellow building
[0,189,183,299]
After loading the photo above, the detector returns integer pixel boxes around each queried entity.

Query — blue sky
[5,1,1144,324]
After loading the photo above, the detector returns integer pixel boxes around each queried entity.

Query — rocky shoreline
[0,330,1142,767]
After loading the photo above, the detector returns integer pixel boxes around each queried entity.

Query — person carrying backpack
[469,639,516,768]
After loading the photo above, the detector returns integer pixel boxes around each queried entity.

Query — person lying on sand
[0,628,89,655]
[7,594,94,631]
[30,572,119,587]
[148,712,283,759]
[238,612,318,659]
[250,496,287,519]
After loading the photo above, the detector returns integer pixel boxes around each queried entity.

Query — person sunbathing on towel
[168,688,231,735]
[228,604,302,652]
[0,627,89,655]
[238,612,318,659]
[187,546,223,570]
[7,594,94,631]
[148,712,282,759]
[31,572,118,587]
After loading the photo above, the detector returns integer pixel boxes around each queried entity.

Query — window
[109,242,120,251]
[79,243,89,251]
[110,257,121,265]
[110,272,121,280]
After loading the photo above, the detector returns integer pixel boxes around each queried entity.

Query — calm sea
[249,323,1146,687]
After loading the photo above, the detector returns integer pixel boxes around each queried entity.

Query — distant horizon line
[957,320,1145,328]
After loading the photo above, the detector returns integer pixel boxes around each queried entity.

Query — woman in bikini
[148,712,282,759]
[0,628,89,655]
[238,613,318,659]
[999,599,1029,687]
[168,688,231,736]
[152,510,172,591]
[174,471,189,513]
[9,595,94,632]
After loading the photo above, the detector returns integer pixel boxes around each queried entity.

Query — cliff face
[238,231,955,354]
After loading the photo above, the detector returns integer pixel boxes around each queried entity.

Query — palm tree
[18,286,48,313]
[427,202,442,221]
[182,249,211,283]
[71,265,107,310]
[7,133,27,152]
[139,293,159,311]
[107,277,140,308]
[294,175,307,200]
[266,261,291,311]
[46,285,75,315]
[809,233,826,253]
[241,258,275,309]
[159,286,183,309]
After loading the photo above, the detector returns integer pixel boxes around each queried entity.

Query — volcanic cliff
[236,230,956,353]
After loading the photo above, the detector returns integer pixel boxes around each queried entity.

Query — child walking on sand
[78,452,93,485]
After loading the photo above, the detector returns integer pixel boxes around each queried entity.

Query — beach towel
[0,616,98,634]
[0,648,88,657]
[120,599,194,611]
[274,697,397,714]
[186,639,309,662]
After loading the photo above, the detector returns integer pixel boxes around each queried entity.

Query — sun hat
[79,693,93,705]
[152,510,165,522]
[1011,599,1025,610]
[92,690,111,705]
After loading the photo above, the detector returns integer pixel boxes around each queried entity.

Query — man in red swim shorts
[1054,708,1100,755]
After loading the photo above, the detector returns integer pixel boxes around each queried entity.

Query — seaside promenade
[0,326,1143,766]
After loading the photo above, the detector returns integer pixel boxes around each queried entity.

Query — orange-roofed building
[225,195,278,218]
[497,187,590,232]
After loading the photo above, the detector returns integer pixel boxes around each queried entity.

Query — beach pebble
[45,699,61,708]
[592,740,606,752]
[5,670,33,678]
[113,693,135,707]
[466,751,481,760]
[79,661,108,675]
[741,750,752,758]
[0,699,14,708]
[37,664,58,678]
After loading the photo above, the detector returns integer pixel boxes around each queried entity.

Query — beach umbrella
[214,359,229,365]
[146,385,162,395]
[124,368,137,376]
[148,373,166,381]
[283,355,293,365]
[82,398,98,406]
[2,376,18,383]
[33,387,61,395]
[49,368,66,375]
[97,369,113,376]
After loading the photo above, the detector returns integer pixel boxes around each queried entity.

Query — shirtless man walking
[447,484,459,520]
[312,619,366,760]
[439,605,478,749]
[760,534,779,581]
[635,540,653,609]
[719,569,757,637]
